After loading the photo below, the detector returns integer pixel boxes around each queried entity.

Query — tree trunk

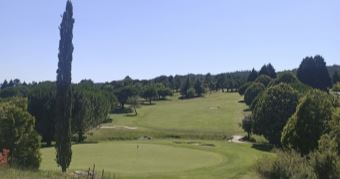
[134,106,137,116]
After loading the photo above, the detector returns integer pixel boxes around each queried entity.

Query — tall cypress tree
[55,0,74,172]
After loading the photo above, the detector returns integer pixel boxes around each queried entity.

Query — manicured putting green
[40,142,224,174]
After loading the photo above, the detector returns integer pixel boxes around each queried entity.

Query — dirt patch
[228,135,246,144]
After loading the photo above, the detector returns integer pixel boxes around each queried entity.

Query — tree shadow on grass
[125,113,137,117]
[238,100,245,103]
[243,108,251,112]
[141,102,156,106]
[251,143,274,152]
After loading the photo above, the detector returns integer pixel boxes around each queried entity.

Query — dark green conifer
[55,0,74,172]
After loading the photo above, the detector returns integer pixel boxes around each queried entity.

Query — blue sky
[0,0,339,82]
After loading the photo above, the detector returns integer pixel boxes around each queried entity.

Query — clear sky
[0,0,339,82]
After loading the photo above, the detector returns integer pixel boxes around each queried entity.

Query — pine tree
[180,76,191,98]
[194,79,204,97]
[297,55,331,91]
[55,0,74,172]
[247,68,258,82]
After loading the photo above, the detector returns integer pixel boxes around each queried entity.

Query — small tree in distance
[127,96,140,115]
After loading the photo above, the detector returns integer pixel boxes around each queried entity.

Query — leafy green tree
[216,74,226,91]
[174,75,182,92]
[55,0,74,172]
[0,98,41,169]
[71,89,89,143]
[157,86,173,99]
[241,115,253,139]
[127,96,140,115]
[180,76,192,98]
[247,68,258,82]
[115,86,137,109]
[186,88,196,98]
[141,85,158,104]
[297,55,332,91]
[255,75,272,87]
[28,82,56,146]
[194,79,205,97]
[281,90,334,155]
[252,84,298,146]
[244,83,265,106]
[238,82,252,96]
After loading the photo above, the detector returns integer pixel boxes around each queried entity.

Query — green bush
[255,75,272,87]
[186,88,196,98]
[255,151,317,179]
[281,90,334,155]
[252,84,298,146]
[309,135,340,179]
[244,83,265,106]
[238,82,252,96]
[333,82,340,92]
[0,98,41,169]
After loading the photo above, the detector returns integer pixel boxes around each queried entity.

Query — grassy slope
[2,92,272,178]
[39,140,271,179]
[87,92,247,141]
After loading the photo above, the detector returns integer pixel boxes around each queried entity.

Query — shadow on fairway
[243,108,251,112]
[251,143,273,152]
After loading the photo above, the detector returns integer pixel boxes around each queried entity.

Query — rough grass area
[39,140,272,179]
[0,167,75,179]
[87,92,247,141]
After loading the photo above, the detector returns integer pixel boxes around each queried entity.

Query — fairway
[88,92,248,141]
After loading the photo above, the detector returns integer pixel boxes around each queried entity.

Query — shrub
[255,151,317,179]
[333,82,340,92]
[281,90,334,155]
[269,72,311,94]
[255,75,272,87]
[309,135,340,179]
[238,82,252,96]
[244,83,265,106]
[186,88,196,98]
[252,84,298,146]
[0,98,41,169]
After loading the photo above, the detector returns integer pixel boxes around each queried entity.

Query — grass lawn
[2,92,272,179]
[87,92,248,141]
[40,140,272,179]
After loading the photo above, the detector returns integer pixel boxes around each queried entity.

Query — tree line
[240,55,340,178]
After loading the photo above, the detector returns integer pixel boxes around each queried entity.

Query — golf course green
[40,140,270,178]
[40,142,223,174]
